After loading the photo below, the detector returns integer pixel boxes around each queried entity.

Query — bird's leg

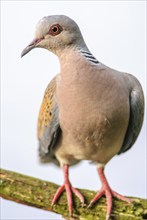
[89,167,132,220]
[52,164,84,216]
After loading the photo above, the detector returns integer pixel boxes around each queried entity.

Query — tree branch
[0,168,147,219]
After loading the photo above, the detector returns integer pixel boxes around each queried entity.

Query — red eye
[49,24,63,36]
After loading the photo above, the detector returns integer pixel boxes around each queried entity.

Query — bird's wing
[37,75,61,162]
[118,74,144,154]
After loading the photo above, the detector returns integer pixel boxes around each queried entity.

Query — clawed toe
[88,167,132,218]
[52,184,85,215]
[51,165,84,216]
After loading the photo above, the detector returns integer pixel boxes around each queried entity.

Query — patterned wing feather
[37,76,61,162]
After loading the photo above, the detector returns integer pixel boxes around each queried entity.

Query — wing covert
[37,76,61,162]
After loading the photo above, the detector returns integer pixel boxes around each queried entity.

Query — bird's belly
[55,109,129,166]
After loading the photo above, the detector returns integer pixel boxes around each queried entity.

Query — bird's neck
[58,46,100,73]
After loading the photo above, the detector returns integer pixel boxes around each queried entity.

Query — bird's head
[21,15,86,57]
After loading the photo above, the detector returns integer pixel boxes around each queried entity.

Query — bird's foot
[52,182,84,216]
[88,186,132,214]
[51,165,84,216]
[88,167,132,219]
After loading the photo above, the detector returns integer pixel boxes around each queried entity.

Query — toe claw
[87,202,93,208]
[81,202,86,208]
[106,214,110,220]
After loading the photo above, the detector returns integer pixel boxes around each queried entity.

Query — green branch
[0,168,147,219]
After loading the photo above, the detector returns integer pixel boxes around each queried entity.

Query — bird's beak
[21,37,44,58]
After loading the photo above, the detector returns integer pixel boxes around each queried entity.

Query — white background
[1,1,146,219]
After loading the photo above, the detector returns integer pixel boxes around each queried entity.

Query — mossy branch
[0,168,147,220]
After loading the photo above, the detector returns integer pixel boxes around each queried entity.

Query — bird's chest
[56,70,123,138]
[55,71,129,164]
[56,72,101,131]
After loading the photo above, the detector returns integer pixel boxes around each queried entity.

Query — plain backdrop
[1,1,146,219]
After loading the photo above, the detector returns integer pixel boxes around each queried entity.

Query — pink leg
[89,167,132,220]
[52,164,84,216]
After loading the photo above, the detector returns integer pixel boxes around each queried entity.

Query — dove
[21,15,144,219]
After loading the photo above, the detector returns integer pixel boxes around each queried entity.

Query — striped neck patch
[79,49,100,65]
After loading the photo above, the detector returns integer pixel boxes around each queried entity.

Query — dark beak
[21,37,44,58]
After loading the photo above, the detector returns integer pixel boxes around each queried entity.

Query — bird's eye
[49,24,63,36]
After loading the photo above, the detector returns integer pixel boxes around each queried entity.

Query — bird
[21,15,144,219]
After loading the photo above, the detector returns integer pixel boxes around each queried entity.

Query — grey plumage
[118,74,144,154]
[21,14,144,165]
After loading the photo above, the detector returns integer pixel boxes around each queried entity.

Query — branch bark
[0,168,147,220]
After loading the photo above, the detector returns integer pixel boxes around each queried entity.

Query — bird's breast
[55,68,130,164]
[56,70,129,131]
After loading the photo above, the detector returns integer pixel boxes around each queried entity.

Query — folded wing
[37,76,61,162]
[118,74,144,154]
